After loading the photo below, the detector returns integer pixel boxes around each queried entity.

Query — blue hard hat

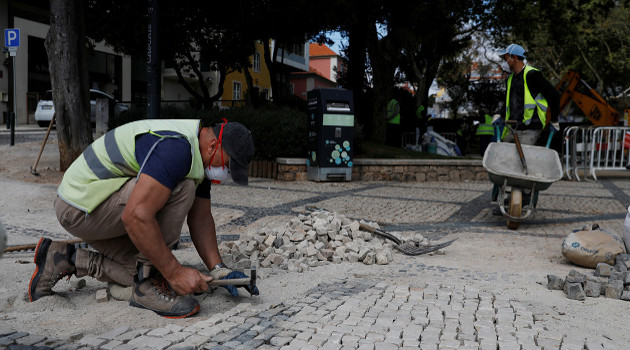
[498,44,526,59]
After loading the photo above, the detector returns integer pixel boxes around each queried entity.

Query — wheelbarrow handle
[546,129,555,149]
[511,127,528,175]
[494,124,501,143]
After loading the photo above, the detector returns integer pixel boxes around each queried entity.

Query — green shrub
[107,103,309,160]
[197,105,308,160]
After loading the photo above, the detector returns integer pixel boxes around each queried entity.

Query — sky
[327,31,347,55]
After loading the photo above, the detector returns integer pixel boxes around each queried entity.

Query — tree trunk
[243,68,255,105]
[345,12,370,138]
[263,40,279,103]
[45,0,92,171]
[365,25,396,143]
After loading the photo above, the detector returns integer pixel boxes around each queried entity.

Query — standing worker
[475,113,494,157]
[491,44,560,213]
[28,119,258,318]
[498,44,560,144]
[385,98,402,147]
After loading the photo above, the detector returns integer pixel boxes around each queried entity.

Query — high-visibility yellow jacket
[504,65,549,139]
[476,114,494,136]
[386,99,401,125]
[57,119,205,213]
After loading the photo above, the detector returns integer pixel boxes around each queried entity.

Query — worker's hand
[550,122,560,132]
[218,271,260,297]
[168,266,213,295]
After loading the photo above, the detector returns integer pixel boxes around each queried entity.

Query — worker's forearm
[189,220,222,270]
[124,217,180,279]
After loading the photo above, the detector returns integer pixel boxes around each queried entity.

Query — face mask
[205,166,230,183]
[206,121,229,183]
[500,59,511,72]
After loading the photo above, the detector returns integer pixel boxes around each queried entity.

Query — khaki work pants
[55,178,196,286]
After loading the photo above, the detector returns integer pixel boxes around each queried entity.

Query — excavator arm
[555,70,619,126]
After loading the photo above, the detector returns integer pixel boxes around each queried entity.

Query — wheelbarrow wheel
[507,189,522,230]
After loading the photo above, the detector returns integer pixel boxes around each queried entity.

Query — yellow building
[220,41,272,108]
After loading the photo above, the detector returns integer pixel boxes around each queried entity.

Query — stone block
[347,252,360,263]
[99,327,132,340]
[586,275,608,284]
[15,334,47,346]
[584,281,601,298]
[595,263,613,277]
[547,275,564,290]
[604,280,624,299]
[616,259,628,273]
[363,252,376,265]
[128,336,172,350]
[260,257,272,268]
[100,340,123,350]
[79,335,108,347]
[567,283,586,300]
[96,289,109,303]
[621,291,630,301]
[615,253,630,265]
[565,270,586,284]
[609,270,624,281]
[376,251,389,265]
[116,329,150,341]
[110,344,136,350]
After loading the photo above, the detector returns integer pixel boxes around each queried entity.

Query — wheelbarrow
[483,122,562,229]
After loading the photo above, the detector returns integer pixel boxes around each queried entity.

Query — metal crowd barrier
[589,127,630,180]
[563,126,593,181]
[563,126,630,181]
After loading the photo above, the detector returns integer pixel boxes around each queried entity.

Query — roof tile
[309,43,337,57]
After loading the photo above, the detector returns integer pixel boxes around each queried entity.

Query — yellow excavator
[555,69,629,126]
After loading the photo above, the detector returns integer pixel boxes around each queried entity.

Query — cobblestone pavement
[1,177,629,350]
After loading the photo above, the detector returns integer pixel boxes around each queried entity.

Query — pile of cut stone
[218,210,428,272]
[547,254,630,301]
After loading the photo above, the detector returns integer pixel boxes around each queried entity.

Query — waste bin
[306,88,354,182]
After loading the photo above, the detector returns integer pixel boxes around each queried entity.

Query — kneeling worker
[29,119,257,318]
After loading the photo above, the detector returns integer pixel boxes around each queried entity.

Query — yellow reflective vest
[415,105,425,119]
[386,99,401,125]
[476,114,494,136]
[57,119,205,213]
[504,65,549,139]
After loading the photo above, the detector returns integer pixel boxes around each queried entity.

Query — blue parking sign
[4,29,20,47]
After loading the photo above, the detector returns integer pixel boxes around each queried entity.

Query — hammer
[207,264,258,296]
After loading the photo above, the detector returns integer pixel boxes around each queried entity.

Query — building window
[290,44,305,57]
[233,81,242,101]
[253,53,261,72]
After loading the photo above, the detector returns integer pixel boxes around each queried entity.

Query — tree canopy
[76,0,630,138]
[491,0,630,98]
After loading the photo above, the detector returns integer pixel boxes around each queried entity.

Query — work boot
[129,266,200,319]
[29,237,76,302]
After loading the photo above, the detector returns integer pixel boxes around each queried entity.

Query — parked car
[34,89,129,127]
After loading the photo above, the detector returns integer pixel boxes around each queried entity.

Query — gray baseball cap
[212,122,255,185]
